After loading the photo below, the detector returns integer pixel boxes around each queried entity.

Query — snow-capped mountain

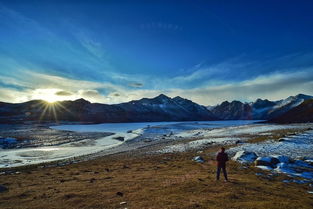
[270,98,313,123]
[0,94,218,124]
[116,94,217,122]
[210,94,313,120]
[210,101,252,120]
[265,94,313,119]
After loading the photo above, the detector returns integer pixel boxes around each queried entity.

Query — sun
[44,95,60,103]
[32,88,66,103]
[31,90,73,123]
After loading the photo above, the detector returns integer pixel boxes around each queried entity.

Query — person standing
[216,147,228,181]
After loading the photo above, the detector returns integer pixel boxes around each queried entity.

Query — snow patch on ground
[158,137,242,153]
[229,130,313,159]
[175,124,307,139]
[231,128,313,180]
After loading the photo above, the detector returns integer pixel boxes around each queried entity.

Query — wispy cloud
[128,82,144,88]
[166,69,313,105]
[55,90,73,96]
[1,68,313,105]
[75,32,105,58]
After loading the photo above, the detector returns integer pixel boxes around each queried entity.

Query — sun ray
[39,103,50,122]
[54,102,72,114]
[51,103,59,123]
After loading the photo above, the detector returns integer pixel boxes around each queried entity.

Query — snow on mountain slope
[210,94,313,120]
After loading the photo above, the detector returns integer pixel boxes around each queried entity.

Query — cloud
[128,82,144,88]
[0,88,32,103]
[1,65,313,106]
[55,90,73,96]
[75,32,105,58]
[166,69,313,105]
[170,60,252,88]
[0,71,124,103]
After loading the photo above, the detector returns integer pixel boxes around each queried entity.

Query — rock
[271,155,290,163]
[255,156,280,168]
[113,136,124,141]
[193,156,205,163]
[0,185,8,193]
[235,140,243,144]
[120,202,127,205]
[305,159,313,166]
[126,130,132,133]
[232,151,257,163]
[278,138,286,142]
[116,192,123,197]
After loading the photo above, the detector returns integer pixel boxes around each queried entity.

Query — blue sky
[1,0,313,105]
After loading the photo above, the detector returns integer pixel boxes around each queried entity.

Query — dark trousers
[216,165,228,180]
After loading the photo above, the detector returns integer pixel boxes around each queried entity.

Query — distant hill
[0,94,218,124]
[269,99,313,123]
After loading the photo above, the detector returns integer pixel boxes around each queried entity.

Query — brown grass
[0,145,312,209]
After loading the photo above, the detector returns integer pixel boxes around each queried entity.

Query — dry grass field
[1,144,312,209]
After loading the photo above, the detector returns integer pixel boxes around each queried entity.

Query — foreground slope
[0,147,312,209]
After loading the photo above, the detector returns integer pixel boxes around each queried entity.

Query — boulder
[193,156,205,163]
[271,155,290,164]
[113,136,124,141]
[0,185,8,193]
[232,151,257,164]
[116,192,123,197]
[304,159,313,166]
[255,156,280,168]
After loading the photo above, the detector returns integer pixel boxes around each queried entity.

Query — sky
[1,0,313,105]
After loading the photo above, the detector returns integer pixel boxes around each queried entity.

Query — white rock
[232,151,257,163]
[193,156,205,163]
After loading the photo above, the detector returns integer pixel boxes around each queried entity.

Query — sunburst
[34,100,72,123]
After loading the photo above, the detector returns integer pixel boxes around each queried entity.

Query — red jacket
[216,151,229,167]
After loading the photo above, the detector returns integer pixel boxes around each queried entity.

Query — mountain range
[209,94,313,121]
[269,98,313,123]
[0,94,217,124]
[0,93,312,124]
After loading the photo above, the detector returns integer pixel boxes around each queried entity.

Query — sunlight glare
[32,88,66,103]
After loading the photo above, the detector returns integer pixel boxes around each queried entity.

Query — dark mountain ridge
[269,99,313,123]
[0,94,218,124]
[210,94,313,120]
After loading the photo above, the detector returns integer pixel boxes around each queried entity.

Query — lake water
[52,120,261,134]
